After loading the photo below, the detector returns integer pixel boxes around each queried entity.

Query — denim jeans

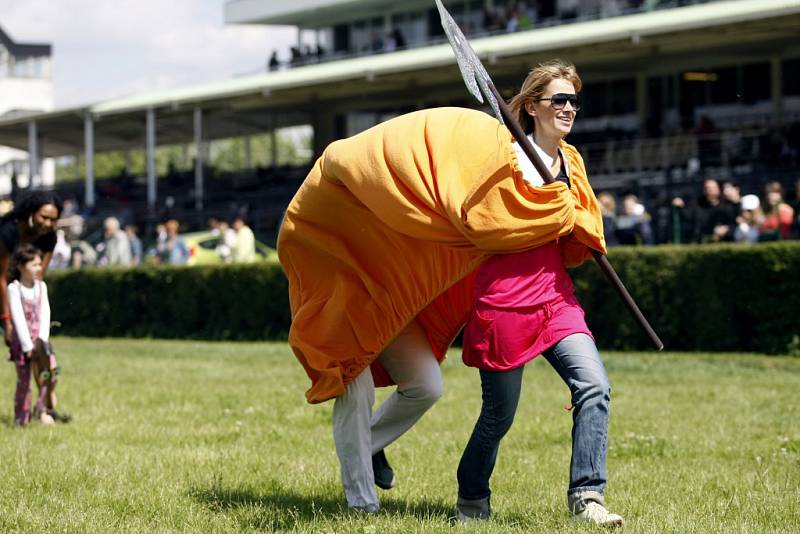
[457,333,611,510]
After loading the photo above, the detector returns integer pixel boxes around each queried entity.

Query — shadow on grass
[0,414,15,427]
[190,480,455,530]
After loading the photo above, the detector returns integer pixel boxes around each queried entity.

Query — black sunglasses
[534,93,581,111]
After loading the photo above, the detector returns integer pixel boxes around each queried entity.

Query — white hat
[741,194,760,211]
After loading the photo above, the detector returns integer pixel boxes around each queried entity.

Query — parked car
[182,231,279,266]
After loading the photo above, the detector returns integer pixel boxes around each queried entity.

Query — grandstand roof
[224,0,432,28]
[0,0,797,157]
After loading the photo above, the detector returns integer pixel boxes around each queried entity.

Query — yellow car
[182,231,279,266]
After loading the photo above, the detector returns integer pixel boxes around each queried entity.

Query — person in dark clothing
[692,179,735,243]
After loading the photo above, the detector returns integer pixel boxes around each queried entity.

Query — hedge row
[47,264,291,341]
[46,242,800,353]
[571,242,800,354]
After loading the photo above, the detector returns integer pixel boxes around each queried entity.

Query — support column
[84,113,95,208]
[244,135,253,170]
[270,113,278,166]
[27,121,38,188]
[771,57,782,127]
[193,107,204,212]
[312,109,337,159]
[146,108,156,211]
[636,73,647,137]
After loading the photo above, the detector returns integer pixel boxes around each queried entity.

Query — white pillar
[270,113,278,166]
[84,113,95,208]
[193,107,204,211]
[27,121,38,188]
[244,135,253,170]
[146,108,157,210]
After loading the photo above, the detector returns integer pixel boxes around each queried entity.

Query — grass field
[0,338,798,533]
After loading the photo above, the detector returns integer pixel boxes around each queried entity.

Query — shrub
[46,242,800,353]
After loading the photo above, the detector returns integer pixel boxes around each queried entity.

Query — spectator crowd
[37,200,262,270]
[597,178,800,246]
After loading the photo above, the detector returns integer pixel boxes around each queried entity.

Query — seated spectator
[159,220,189,265]
[97,217,131,267]
[505,8,519,32]
[125,225,142,266]
[759,181,794,241]
[722,180,742,213]
[734,194,763,244]
[693,178,735,243]
[596,191,619,246]
[615,194,654,245]
[49,229,72,270]
[231,215,256,264]
[394,28,406,48]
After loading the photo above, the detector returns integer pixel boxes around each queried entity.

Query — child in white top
[8,244,54,426]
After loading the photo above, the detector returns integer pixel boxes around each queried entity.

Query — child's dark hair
[10,243,43,281]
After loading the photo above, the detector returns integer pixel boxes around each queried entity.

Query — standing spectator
[7,244,62,426]
[49,228,72,270]
[734,194,763,244]
[790,179,800,239]
[150,223,168,264]
[759,181,794,241]
[505,7,519,32]
[125,225,142,266]
[653,194,692,244]
[268,50,280,71]
[0,191,61,349]
[160,220,189,265]
[722,181,742,213]
[231,215,256,264]
[97,217,131,267]
[596,192,619,246]
[693,178,735,243]
[615,194,654,245]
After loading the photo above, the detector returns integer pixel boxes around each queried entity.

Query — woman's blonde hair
[508,59,582,135]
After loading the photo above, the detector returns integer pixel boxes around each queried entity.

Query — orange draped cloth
[277,107,606,403]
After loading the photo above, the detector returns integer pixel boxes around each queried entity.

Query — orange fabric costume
[277,107,606,403]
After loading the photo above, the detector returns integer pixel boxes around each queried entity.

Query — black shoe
[372,449,396,490]
[47,409,72,423]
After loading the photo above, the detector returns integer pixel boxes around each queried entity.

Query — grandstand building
[0,0,796,243]
[0,25,54,195]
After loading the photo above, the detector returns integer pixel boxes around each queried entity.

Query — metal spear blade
[434,0,503,124]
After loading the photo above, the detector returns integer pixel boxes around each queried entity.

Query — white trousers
[332,320,443,508]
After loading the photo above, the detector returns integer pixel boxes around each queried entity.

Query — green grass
[0,338,798,533]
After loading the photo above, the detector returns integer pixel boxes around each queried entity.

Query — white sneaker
[571,501,624,527]
[39,412,55,426]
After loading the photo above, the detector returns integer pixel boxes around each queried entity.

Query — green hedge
[47,264,291,341]
[46,242,800,353]
[571,242,800,354]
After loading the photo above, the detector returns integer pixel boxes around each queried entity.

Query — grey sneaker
[349,503,380,514]
[456,496,491,523]
[571,501,624,527]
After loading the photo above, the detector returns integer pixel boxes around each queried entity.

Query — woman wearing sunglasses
[455,60,624,527]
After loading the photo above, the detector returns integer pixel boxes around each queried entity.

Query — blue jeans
[457,333,611,511]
